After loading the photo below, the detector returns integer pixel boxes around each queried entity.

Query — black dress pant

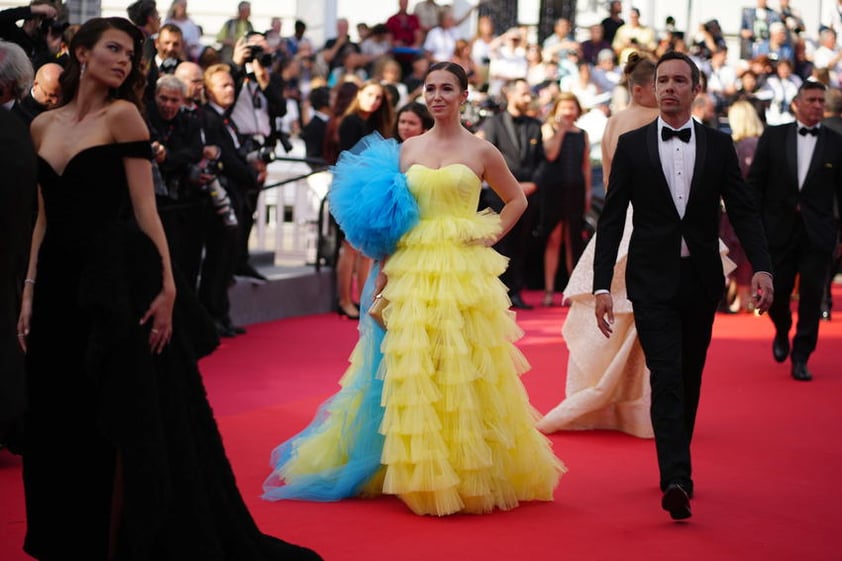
[768,221,833,364]
[483,188,539,296]
[633,259,719,494]
[198,204,239,324]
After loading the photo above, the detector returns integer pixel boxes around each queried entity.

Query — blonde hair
[728,100,764,142]
[546,91,582,124]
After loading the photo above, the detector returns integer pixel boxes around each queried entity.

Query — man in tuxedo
[201,63,261,337]
[594,52,774,520]
[748,81,842,381]
[0,107,37,453]
[476,78,544,309]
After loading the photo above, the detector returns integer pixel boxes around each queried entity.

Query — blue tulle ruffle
[327,133,419,260]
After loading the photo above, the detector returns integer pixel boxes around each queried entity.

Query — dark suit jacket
[200,104,259,194]
[0,108,37,424]
[595,119,772,305]
[300,113,328,170]
[747,122,842,254]
[480,111,544,183]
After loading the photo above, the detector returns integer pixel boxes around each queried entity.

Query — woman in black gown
[536,92,591,307]
[16,17,321,561]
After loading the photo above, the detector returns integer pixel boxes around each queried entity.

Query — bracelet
[24,278,36,285]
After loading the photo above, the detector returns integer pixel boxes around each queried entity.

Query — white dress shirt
[658,116,696,257]
[795,120,819,190]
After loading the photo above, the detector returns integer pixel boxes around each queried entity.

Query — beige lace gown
[537,106,734,439]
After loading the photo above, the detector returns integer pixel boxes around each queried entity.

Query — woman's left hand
[140,287,175,354]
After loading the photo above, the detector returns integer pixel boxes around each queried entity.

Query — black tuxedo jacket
[595,119,771,305]
[0,108,37,423]
[480,111,544,183]
[747,122,842,255]
[200,104,259,193]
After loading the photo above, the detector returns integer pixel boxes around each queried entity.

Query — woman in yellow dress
[263,62,564,516]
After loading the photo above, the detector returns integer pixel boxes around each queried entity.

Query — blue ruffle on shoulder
[327,132,419,260]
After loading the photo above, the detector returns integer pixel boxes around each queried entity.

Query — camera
[39,18,69,36]
[245,144,277,164]
[190,158,238,228]
[244,45,274,68]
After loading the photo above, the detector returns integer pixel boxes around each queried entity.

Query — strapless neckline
[38,141,150,178]
[407,162,481,182]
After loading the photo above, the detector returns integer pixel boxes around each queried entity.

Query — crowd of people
[1,0,841,550]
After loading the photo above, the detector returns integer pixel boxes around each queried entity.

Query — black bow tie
[661,127,691,143]
[799,126,819,136]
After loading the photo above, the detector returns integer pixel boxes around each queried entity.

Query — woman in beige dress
[537,53,659,438]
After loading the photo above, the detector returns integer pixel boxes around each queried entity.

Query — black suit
[480,111,544,298]
[0,108,37,452]
[198,104,257,326]
[747,122,842,364]
[595,119,771,492]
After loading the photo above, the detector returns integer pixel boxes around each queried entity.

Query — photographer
[0,0,65,68]
[146,74,207,291]
[201,63,260,336]
[228,30,288,282]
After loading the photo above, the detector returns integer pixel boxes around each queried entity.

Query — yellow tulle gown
[379,163,564,515]
[264,139,564,516]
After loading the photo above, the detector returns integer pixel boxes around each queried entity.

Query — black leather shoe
[772,332,789,363]
[661,483,692,520]
[509,294,534,310]
[236,264,268,285]
[791,361,813,381]
[222,318,247,335]
[214,320,236,338]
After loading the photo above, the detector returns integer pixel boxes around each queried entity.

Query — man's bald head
[174,61,204,103]
[33,63,63,108]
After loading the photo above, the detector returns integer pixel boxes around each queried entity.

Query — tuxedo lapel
[645,121,677,214]
[500,112,521,155]
[785,123,798,189]
[688,121,707,206]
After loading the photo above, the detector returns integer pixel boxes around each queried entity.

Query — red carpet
[2,288,841,560]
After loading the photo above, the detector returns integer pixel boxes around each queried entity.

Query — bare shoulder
[399,135,423,170]
[30,109,59,149]
[106,100,149,142]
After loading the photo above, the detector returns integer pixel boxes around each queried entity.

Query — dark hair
[158,23,183,37]
[797,80,827,97]
[344,79,395,137]
[126,0,157,26]
[394,101,433,140]
[60,17,146,110]
[656,51,700,88]
[426,61,468,91]
[308,85,330,110]
[624,51,655,87]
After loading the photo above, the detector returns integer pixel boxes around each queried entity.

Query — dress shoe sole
[662,485,692,520]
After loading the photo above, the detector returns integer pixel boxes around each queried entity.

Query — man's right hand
[594,293,615,338]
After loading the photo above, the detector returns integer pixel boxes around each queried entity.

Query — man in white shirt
[594,51,773,521]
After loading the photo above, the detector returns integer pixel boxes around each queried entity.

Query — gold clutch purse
[368,294,388,330]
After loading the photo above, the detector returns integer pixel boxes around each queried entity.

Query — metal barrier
[254,138,330,266]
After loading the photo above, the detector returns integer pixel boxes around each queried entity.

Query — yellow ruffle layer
[377,212,565,515]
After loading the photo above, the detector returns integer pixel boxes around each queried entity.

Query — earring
[80,62,87,78]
